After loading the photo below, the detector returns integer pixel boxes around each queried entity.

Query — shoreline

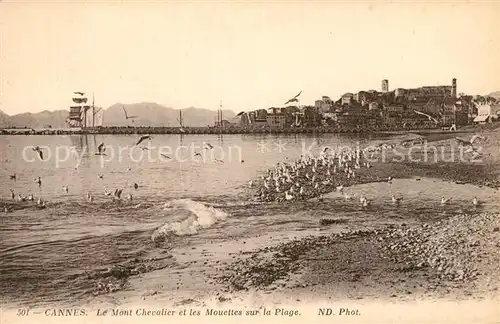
[72,128,499,310]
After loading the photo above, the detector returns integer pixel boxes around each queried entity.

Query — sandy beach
[2,128,499,324]
[66,128,499,312]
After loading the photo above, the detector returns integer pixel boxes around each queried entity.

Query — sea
[0,133,498,307]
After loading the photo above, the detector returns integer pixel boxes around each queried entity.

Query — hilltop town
[225,79,500,131]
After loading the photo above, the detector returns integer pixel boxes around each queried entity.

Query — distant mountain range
[0,103,236,128]
[0,109,69,129]
[103,103,235,127]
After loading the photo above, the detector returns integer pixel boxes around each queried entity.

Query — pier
[0,124,450,136]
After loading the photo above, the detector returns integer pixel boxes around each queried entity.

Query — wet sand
[60,128,500,314]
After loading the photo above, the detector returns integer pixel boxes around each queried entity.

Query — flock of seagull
[252,146,392,205]
[4,135,234,213]
[4,132,488,214]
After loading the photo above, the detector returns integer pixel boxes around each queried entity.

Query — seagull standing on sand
[62,186,69,193]
[472,197,479,206]
[32,146,44,160]
[441,196,451,204]
[362,199,370,207]
[391,195,403,204]
[136,135,152,146]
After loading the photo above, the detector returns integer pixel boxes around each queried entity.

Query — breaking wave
[151,199,228,242]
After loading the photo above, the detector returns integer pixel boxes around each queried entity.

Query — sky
[0,1,499,115]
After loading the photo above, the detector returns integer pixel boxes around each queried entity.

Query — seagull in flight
[136,135,152,146]
[160,154,171,159]
[284,91,302,105]
[74,91,85,96]
[32,146,44,160]
[114,189,123,200]
[95,142,107,155]
[203,142,214,150]
[9,173,16,181]
[122,105,138,120]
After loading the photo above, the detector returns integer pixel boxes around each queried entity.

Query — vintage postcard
[1,1,499,323]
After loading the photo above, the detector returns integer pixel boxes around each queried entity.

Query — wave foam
[152,199,228,242]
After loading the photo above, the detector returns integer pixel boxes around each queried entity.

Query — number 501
[17,309,29,316]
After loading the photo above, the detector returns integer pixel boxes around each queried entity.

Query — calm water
[0,134,497,307]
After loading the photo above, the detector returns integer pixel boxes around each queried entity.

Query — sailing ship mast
[179,109,183,128]
[218,100,223,127]
[92,93,95,127]
[67,91,102,128]
[68,92,89,128]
